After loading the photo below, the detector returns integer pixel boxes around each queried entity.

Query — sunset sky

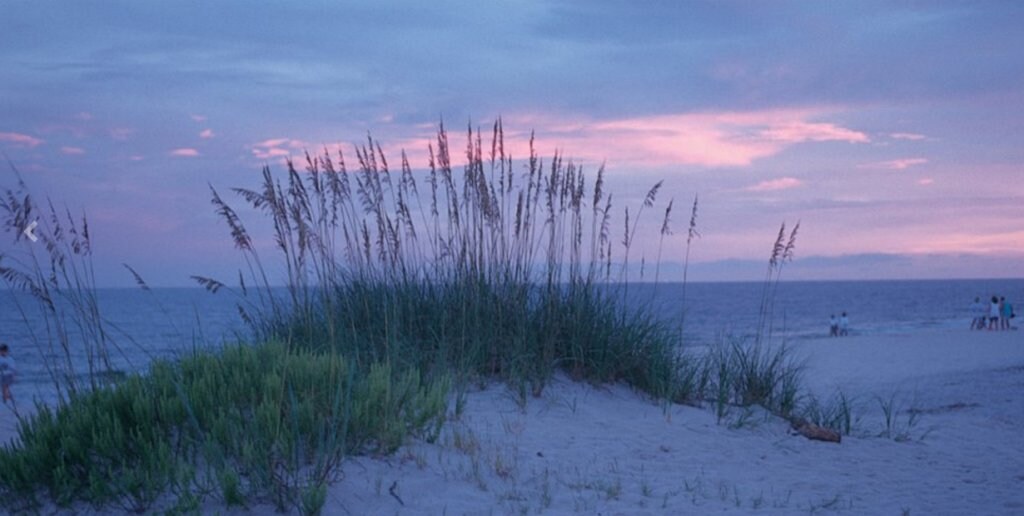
[2,1,1022,286]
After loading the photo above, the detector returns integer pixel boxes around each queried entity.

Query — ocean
[2,279,1020,404]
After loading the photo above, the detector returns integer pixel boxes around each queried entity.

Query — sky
[2,1,1022,286]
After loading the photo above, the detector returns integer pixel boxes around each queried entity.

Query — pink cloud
[759,121,869,143]
[917,178,934,186]
[0,132,44,147]
[746,177,803,192]
[200,129,215,139]
[585,116,778,167]
[250,138,310,160]
[190,114,207,122]
[129,155,145,161]
[890,132,926,141]
[60,146,85,155]
[907,230,1024,255]
[170,148,200,157]
[859,158,928,170]
[499,108,868,168]
[256,138,290,148]
[252,147,291,159]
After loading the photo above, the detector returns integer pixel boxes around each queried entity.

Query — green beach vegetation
[0,343,447,513]
[0,122,853,513]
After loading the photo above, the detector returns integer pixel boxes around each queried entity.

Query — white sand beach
[2,329,1022,515]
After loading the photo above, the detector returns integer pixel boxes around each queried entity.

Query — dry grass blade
[769,223,786,267]
[783,221,800,262]
[209,185,253,251]
[644,180,663,208]
[687,194,700,244]
[123,263,150,291]
[191,275,226,294]
[660,198,674,237]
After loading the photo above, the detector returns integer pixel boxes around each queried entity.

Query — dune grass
[1,169,124,405]
[199,121,685,401]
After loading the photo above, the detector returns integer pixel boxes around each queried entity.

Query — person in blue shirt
[1000,297,1014,330]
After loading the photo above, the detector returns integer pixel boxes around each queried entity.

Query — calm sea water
[633,279,1022,343]
[2,279,1021,403]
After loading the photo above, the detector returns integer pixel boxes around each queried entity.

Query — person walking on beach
[1000,296,1014,330]
[988,296,1001,330]
[839,312,850,336]
[970,297,987,330]
[0,343,16,405]
[829,314,839,337]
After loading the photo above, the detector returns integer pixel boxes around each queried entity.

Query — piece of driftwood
[790,418,842,443]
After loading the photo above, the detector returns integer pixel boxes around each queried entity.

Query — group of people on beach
[969,296,1015,330]
[828,312,850,337]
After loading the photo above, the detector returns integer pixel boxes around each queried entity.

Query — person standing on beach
[829,314,839,337]
[1000,296,1013,330]
[839,312,850,336]
[988,296,1001,330]
[0,344,15,405]
[970,297,986,330]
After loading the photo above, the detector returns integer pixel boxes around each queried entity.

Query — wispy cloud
[251,138,309,160]
[190,114,207,122]
[859,157,928,170]
[501,108,868,168]
[0,132,44,147]
[255,138,307,148]
[760,121,869,143]
[200,128,215,139]
[908,230,1024,255]
[60,146,85,155]
[747,177,804,192]
[917,178,934,186]
[890,132,926,141]
[73,112,93,121]
[170,148,200,157]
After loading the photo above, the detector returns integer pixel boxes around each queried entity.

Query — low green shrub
[0,341,449,513]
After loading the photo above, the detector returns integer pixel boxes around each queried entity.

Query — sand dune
[2,330,1022,514]
[313,331,1023,515]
